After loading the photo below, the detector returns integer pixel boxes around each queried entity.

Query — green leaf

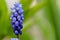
[0,0,8,18]
[25,2,46,22]
[34,15,56,40]
[45,0,60,40]
[23,20,33,32]
[20,0,33,16]
[20,32,31,40]
[0,0,10,40]
[20,0,33,10]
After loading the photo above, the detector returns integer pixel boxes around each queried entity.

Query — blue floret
[10,2,24,35]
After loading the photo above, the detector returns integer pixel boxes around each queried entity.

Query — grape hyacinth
[10,2,24,35]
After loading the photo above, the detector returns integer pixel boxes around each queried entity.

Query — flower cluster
[10,3,24,35]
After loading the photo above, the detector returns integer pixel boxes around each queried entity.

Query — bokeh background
[0,0,60,40]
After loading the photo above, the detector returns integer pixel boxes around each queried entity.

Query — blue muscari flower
[10,2,24,35]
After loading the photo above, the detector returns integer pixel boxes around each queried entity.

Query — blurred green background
[0,0,60,40]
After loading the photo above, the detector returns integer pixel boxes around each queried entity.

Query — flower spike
[10,2,24,35]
